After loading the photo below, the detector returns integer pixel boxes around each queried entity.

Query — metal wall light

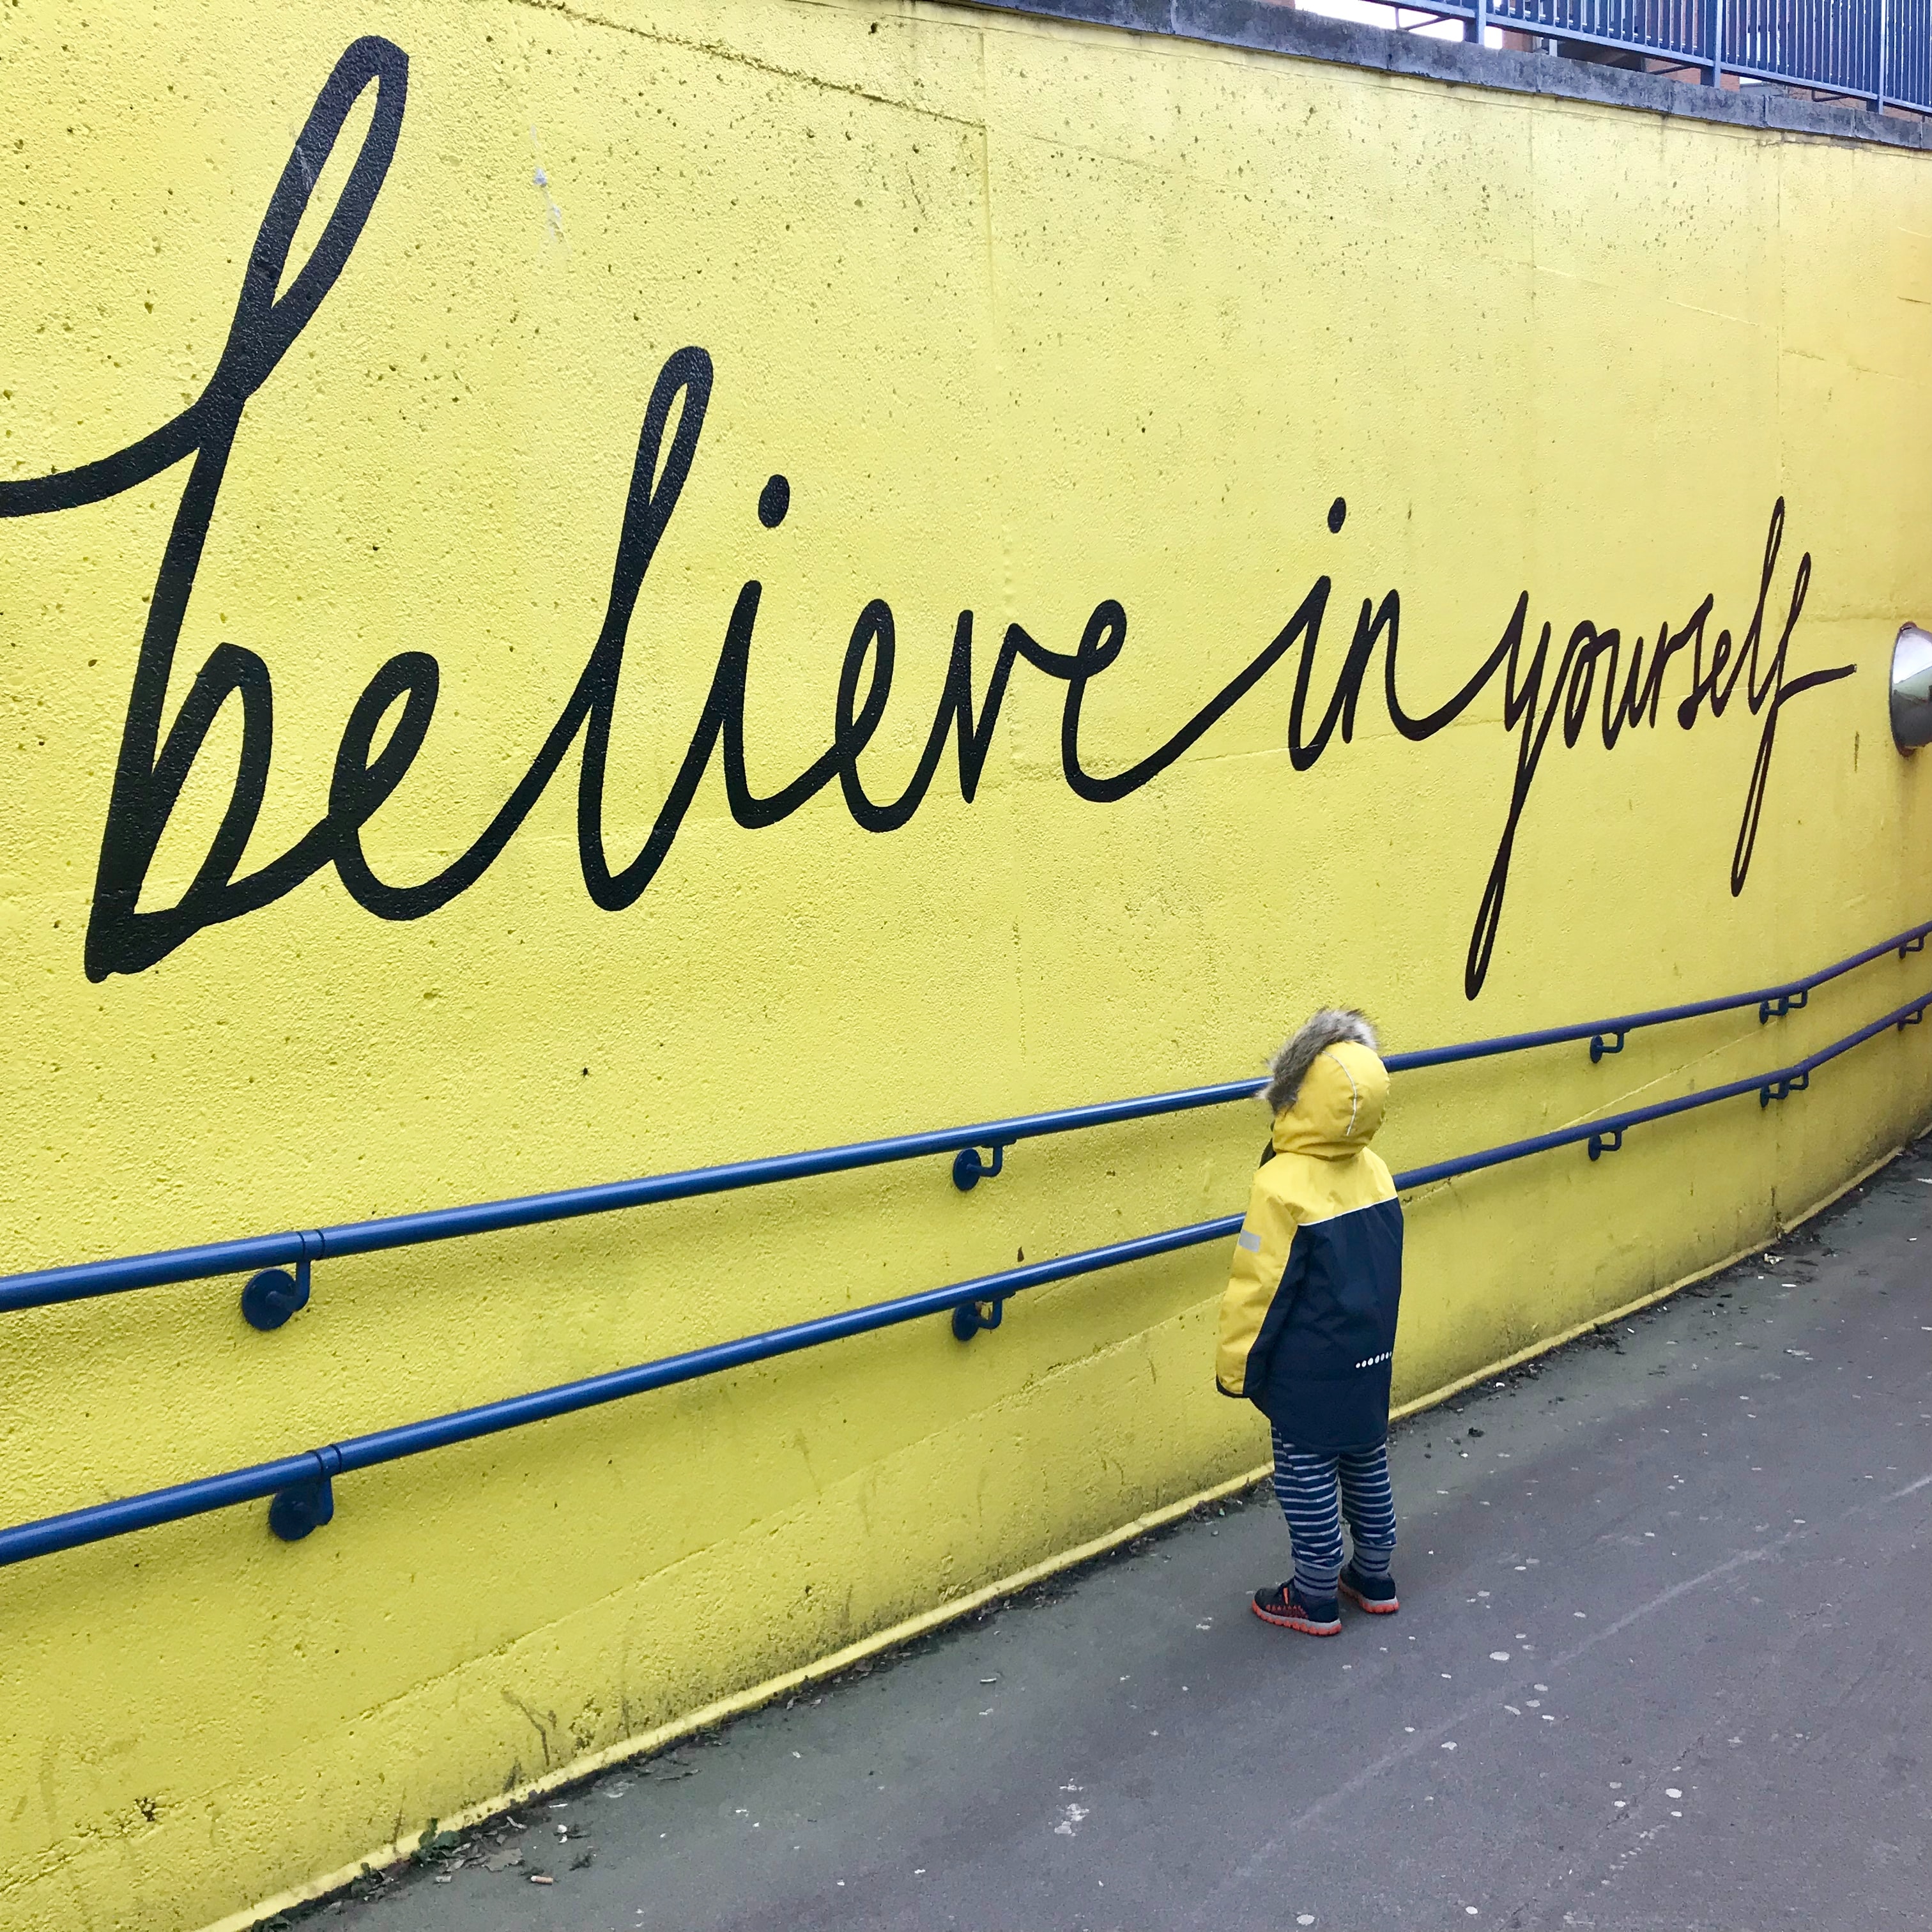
[1890,624,1932,751]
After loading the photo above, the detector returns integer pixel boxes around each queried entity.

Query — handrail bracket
[1586,1128,1625,1160]
[1589,1029,1627,1063]
[951,1296,1006,1341]
[268,1449,342,1542]
[951,1143,1012,1192]
[1759,990,1809,1023]
[1759,1071,1811,1107]
[240,1232,323,1332]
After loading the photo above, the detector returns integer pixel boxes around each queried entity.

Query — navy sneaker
[1252,1581,1342,1635]
[1338,1563,1399,1614]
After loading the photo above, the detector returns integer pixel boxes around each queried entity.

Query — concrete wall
[3,2,1930,1925]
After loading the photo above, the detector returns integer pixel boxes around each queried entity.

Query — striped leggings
[1269,1426,1397,1600]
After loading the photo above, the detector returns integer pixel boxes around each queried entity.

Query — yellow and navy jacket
[1215,1039,1403,1452]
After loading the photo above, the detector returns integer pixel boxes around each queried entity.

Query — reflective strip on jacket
[1215,1039,1404,1452]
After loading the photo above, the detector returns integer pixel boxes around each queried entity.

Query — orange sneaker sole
[1338,1579,1399,1614]
[1252,1598,1342,1636]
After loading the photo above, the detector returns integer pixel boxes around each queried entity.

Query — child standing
[1215,1009,1404,1636]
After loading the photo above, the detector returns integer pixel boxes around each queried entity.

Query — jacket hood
[1271,1039,1389,1158]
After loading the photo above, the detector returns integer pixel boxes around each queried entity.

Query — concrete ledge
[965,0,1932,150]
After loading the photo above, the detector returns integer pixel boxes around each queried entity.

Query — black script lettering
[328,653,441,917]
[1,38,1858,1000]
[1380,521,1850,997]
[0,37,411,977]
[836,610,1018,831]
[1053,581,1336,803]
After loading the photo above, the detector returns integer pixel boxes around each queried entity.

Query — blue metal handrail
[3,917,1926,1320]
[1,926,1929,1569]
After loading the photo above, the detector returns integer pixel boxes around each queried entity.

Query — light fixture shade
[1892,624,1932,751]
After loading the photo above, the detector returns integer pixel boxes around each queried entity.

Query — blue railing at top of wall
[1361,0,1932,116]
[1,915,1929,1570]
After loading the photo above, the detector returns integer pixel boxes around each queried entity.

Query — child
[1215,1009,1404,1636]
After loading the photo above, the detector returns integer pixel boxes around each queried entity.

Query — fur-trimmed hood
[1265,1009,1379,1112]
[1264,1010,1388,1159]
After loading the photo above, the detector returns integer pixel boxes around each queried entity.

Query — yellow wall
[4,2,1931,1924]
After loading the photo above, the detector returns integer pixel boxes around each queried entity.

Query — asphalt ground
[302,1146,1932,1932]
